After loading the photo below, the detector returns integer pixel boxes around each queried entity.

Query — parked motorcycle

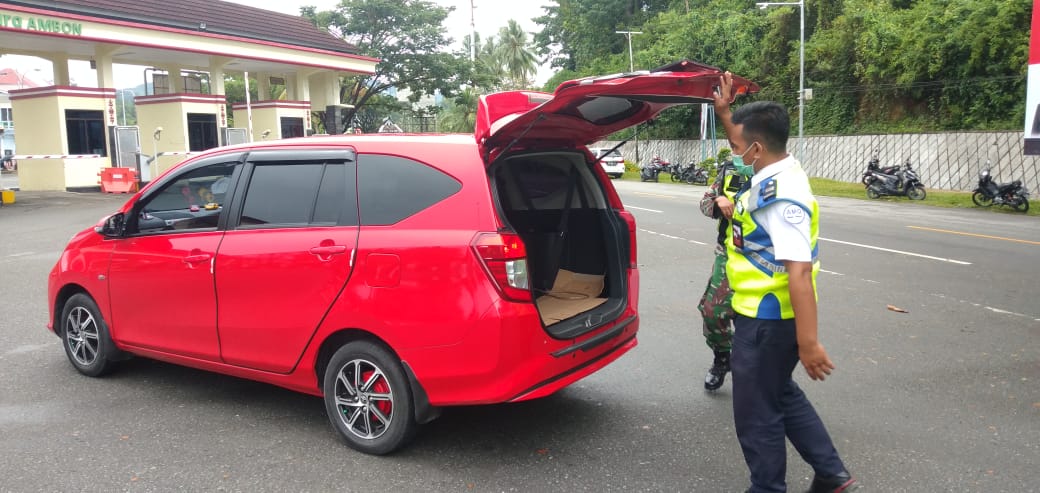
[681,163,709,185]
[861,148,901,186]
[640,156,669,182]
[972,167,1030,212]
[865,159,926,200]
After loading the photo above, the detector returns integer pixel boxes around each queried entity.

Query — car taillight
[618,210,638,269]
[471,232,532,302]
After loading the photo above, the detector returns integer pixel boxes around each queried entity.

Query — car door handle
[183,253,212,264]
[309,245,348,256]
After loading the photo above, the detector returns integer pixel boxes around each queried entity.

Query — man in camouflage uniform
[697,158,751,390]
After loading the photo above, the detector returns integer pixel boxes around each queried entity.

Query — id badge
[732,220,744,250]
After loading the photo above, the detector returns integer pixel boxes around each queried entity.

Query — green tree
[496,20,539,89]
[302,0,465,129]
[438,87,480,132]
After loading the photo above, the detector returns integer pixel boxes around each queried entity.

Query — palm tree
[475,36,507,91]
[495,20,538,89]
[439,88,480,133]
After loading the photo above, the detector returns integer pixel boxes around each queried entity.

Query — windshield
[595,149,622,158]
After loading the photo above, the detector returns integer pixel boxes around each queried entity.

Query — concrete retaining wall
[596,131,1040,193]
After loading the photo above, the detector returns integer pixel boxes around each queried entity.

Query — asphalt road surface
[1,184,1037,492]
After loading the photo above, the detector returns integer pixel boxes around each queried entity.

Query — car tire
[323,341,417,455]
[60,293,119,377]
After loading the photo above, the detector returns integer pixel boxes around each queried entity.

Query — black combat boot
[806,471,861,492]
[704,350,730,391]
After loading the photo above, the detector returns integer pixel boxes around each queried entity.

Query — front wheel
[60,293,119,377]
[670,171,681,183]
[907,186,926,200]
[323,341,417,455]
[866,187,881,199]
[971,191,993,207]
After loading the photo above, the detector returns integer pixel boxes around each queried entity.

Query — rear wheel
[907,186,926,200]
[971,191,993,207]
[323,341,417,455]
[1012,197,1030,213]
[60,293,119,377]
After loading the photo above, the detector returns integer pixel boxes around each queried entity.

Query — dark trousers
[732,314,845,493]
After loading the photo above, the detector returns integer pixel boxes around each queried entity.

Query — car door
[214,149,359,373]
[106,155,242,360]
[474,59,759,158]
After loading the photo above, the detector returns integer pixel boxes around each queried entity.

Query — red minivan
[47,61,756,454]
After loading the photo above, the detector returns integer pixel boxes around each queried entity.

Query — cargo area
[491,150,630,339]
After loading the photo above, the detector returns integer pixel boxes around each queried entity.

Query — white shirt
[749,155,814,263]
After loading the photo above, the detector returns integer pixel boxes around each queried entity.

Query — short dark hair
[731,101,790,154]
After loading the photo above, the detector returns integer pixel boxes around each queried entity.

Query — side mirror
[95,213,126,237]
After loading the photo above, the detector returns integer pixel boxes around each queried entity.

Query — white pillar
[165,65,184,93]
[256,72,270,102]
[50,53,71,86]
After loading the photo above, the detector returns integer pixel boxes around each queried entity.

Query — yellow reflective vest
[725,163,819,320]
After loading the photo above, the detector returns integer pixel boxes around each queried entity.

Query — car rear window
[357,155,461,225]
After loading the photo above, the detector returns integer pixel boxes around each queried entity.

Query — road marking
[640,229,707,245]
[930,293,1040,322]
[820,269,844,276]
[627,205,663,213]
[630,192,678,199]
[819,237,972,265]
[906,226,1040,246]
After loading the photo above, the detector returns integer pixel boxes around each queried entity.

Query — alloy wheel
[64,306,100,366]
[333,358,395,440]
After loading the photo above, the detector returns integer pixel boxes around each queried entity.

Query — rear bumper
[508,330,637,402]
[400,305,640,406]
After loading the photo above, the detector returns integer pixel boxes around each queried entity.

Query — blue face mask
[730,142,759,177]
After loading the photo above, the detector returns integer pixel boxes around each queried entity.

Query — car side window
[357,155,462,226]
[237,161,357,228]
[134,162,236,234]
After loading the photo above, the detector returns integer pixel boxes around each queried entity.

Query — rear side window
[238,161,358,228]
[357,155,461,225]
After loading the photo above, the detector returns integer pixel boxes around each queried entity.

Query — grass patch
[809,178,1037,216]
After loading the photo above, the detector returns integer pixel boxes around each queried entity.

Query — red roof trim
[0,4,381,67]
[135,93,228,105]
[9,85,115,100]
[231,100,311,110]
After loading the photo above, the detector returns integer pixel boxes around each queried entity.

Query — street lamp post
[616,30,643,163]
[116,89,134,126]
[0,68,41,89]
[756,1,805,162]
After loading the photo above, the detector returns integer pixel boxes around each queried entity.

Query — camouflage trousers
[697,246,734,352]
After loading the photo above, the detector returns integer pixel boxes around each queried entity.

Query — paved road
[1,185,1037,492]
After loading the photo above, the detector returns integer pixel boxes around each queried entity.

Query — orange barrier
[99,167,139,194]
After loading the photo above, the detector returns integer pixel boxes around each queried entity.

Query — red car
[47,61,757,454]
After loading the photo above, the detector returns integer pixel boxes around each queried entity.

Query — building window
[280,117,304,139]
[1,108,12,128]
[187,113,218,152]
[65,110,107,156]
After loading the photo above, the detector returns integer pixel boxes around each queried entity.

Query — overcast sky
[0,0,553,88]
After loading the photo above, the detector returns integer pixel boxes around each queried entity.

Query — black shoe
[807,471,861,493]
[704,351,730,391]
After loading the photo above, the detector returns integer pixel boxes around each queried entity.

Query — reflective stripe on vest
[725,164,819,320]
